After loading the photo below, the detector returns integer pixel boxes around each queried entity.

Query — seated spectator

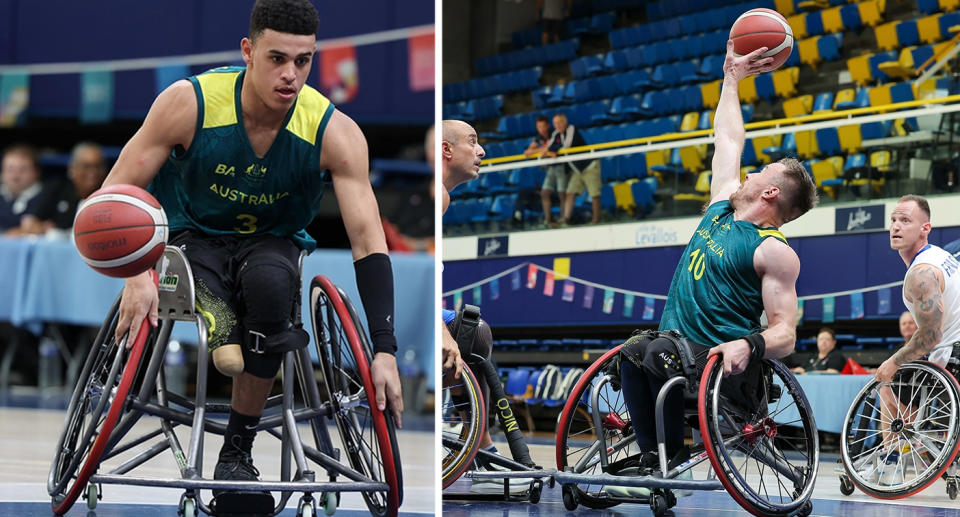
[792,327,846,374]
[524,115,551,158]
[0,143,47,235]
[898,310,916,343]
[35,142,108,232]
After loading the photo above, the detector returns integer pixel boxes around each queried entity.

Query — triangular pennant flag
[622,294,635,318]
[877,287,891,315]
[407,32,434,91]
[0,71,29,127]
[602,289,615,314]
[320,45,358,103]
[822,296,835,323]
[850,292,864,319]
[472,285,482,305]
[553,257,570,279]
[797,299,804,325]
[642,296,655,320]
[562,279,575,302]
[80,70,114,124]
[583,285,595,309]
[511,269,521,290]
[526,264,538,289]
[441,298,447,310]
[490,278,500,300]
[453,291,463,311]
[543,271,555,296]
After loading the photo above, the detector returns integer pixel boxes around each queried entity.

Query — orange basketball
[729,8,794,70]
[73,184,168,278]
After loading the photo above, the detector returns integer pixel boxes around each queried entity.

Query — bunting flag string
[443,261,908,320]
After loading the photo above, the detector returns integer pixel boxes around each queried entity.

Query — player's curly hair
[249,0,319,40]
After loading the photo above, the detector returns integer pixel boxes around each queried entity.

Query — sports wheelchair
[838,358,960,500]
[554,333,819,517]
[47,246,402,517]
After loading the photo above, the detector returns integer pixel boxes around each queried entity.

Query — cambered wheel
[441,359,486,489]
[48,288,154,516]
[309,276,402,517]
[699,355,819,516]
[555,345,627,510]
[840,361,960,499]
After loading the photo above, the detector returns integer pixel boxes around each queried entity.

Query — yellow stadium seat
[701,80,721,109]
[848,53,874,87]
[679,146,703,172]
[811,157,842,198]
[847,151,889,196]
[838,124,862,153]
[874,21,899,52]
[914,78,939,99]
[822,6,844,34]
[833,88,856,109]
[753,135,781,163]
[796,130,820,159]
[773,67,800,98]
[787,14,808,41]
[739,76,759,104]
[674,171,712,204]
[858,0,883,28]
[613,180,637,216]
[775,0,795,17]
[918,14,943,45]
[940,0,960,12]
[797,37,822,70]
[644,149,668,175]
[783,95,814,118]
[680,111,699,132]
[877,47,916,81]
[868,83,893,107]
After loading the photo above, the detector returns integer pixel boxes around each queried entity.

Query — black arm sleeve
[354,252,398,355]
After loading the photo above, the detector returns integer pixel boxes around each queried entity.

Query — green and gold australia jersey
[659,200,789,347]
[150,66,335,251]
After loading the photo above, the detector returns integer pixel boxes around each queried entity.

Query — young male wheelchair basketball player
[100,0,402,511]
[609,40,819,497]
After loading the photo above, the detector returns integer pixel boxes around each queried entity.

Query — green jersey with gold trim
[149,66,334,251]
[659,200,788,346]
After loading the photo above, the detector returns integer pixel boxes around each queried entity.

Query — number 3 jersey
[149,66,334,252]
[659,200,788,347]
[902,244,960,367]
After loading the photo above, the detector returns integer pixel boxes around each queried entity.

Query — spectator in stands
[0,143,47,236]
[791,327,846,374]
[539,115,571,227]
[537,0,571,45]
[35,142,108,232]
[544,112,601,225]
[523,115,551,158]
[898,310,917,343]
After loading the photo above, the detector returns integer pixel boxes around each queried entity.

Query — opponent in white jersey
[877,195,960,383]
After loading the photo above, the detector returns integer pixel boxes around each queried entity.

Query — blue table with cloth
[773,373,873,434]
[0,237,435,388]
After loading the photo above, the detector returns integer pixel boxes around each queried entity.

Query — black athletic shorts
[170,231,301,351]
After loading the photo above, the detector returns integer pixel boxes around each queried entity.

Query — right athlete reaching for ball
[609,40,818,497]
[98,0,402,505]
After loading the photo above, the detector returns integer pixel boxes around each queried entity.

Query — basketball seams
[730,9,793,61]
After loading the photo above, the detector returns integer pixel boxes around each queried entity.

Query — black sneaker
[214,447,261,497]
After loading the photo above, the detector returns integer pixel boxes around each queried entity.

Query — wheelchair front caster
[561,484,579,511]
[84,483,100,510]
[839,474,854,496]
[649,493,668,517]
[797,499,813,517]
[178,496,197,517]
[664,489,677,509]
[528,479,542,503]
[321,492,337,515]
[947,480,958,500]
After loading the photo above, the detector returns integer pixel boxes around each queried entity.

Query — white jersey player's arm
[893,263,945,365]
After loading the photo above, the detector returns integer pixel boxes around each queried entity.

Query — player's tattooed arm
[893,264,944,366]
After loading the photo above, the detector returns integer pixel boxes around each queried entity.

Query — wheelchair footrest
[211,492,275,517]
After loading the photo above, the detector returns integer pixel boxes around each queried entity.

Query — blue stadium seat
[860,120,890,140]
[754,73,776,101]
[504,369,531,396]
[917,0,939,13]
[742,138,759,166]
[631,177,657,214]
[489,193,518,221]
[818,33,841,62]
[604,50,630,72]
[896,20,919,48]
[940,13,960,40]
[868,50,898,83]
[601,156,621,182]
[840,3,862,31]
[621,153,647,179]
[813,92,835,112]
[815,127,841,156]
[806,10,824,37]
[836,87,868,109]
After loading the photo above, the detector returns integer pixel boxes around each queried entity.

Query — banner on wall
[478,235,508,257]
[0,72,29,127]
[835,205,884,233]
[320,45,358,104]
[80,70,114,124]
[407,32,434,92]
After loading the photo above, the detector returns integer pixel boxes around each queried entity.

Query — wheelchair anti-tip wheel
[840,361,960,499]
[309,276,402,517]
[555,345,629,510]
[441,359,486,489]
[699,354,819,516]
[47,294,154,516]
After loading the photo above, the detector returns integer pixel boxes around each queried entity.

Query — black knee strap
[451,304,483,365]
[621,329,699,395]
